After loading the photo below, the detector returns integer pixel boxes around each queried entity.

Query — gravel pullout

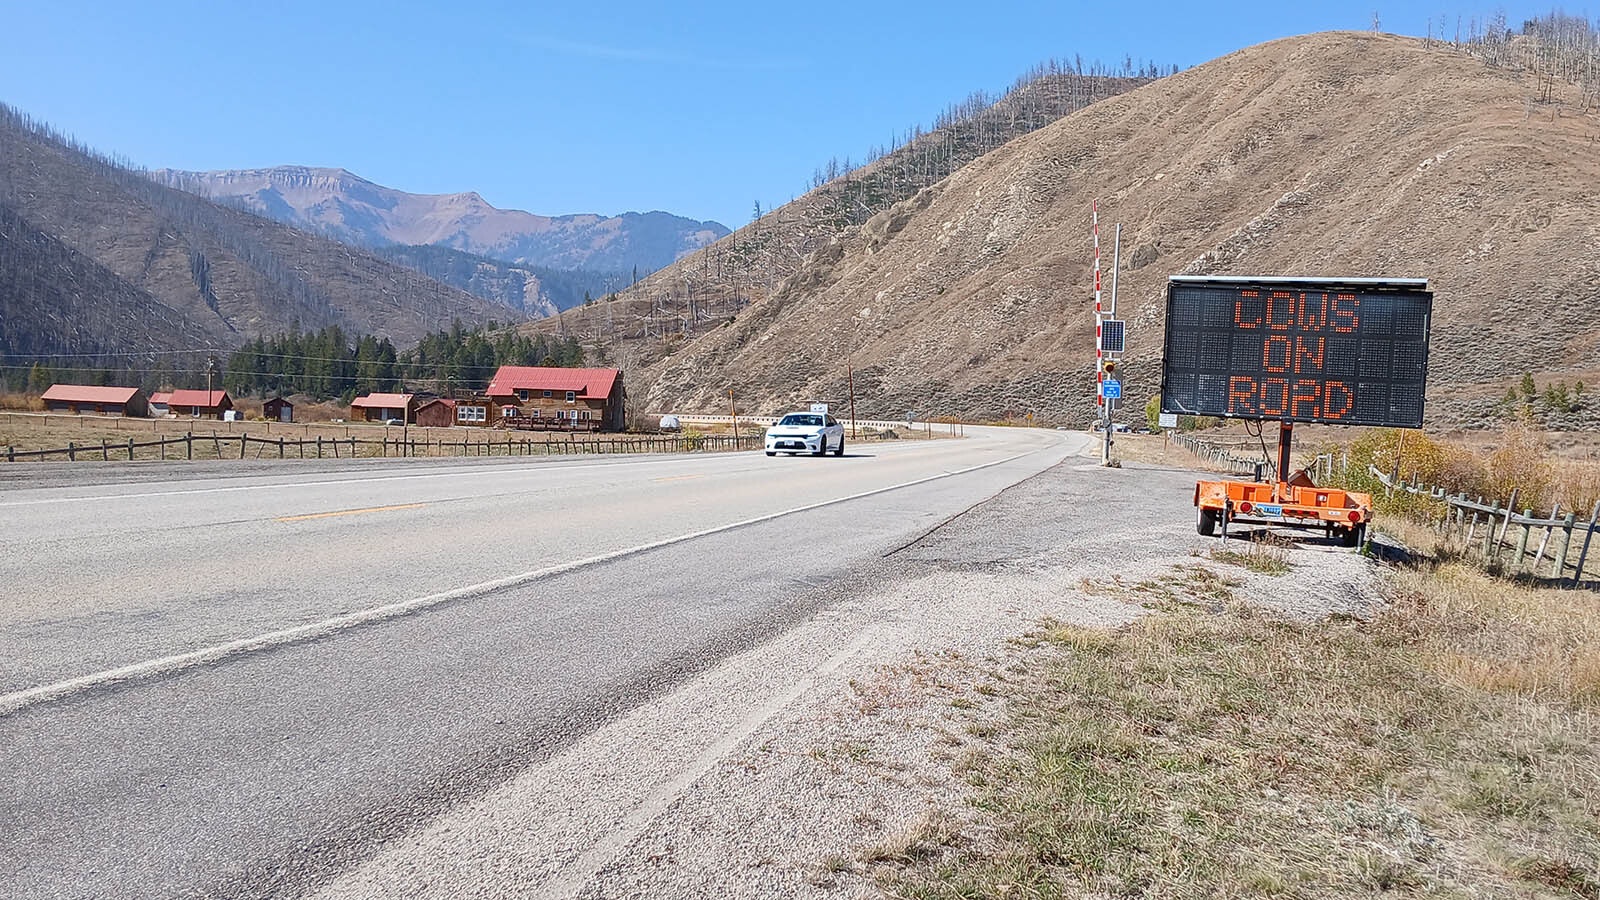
[310,455,1383,898]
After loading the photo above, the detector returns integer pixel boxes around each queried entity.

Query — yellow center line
[651,474,706,484]
[276,503,426,523]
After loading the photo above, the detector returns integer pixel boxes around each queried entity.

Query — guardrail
[667,414,911,429]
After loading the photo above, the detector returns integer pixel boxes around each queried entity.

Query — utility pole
[847,362,857,440]
[729,389,738,441]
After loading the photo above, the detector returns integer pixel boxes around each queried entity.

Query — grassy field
[871,538,1599,897]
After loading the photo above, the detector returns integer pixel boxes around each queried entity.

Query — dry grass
[877,560,1600,898]
[1208,534,1294,576]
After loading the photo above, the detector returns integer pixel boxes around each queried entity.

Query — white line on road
[536,625,884,899]
[0,449,1046,718]
[0,456,718,508]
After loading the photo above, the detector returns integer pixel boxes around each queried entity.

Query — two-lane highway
[0,426,1080,898]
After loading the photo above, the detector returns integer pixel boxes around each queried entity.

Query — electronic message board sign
[1160,276,1432,428]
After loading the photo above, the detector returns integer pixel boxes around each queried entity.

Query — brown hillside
[626,32,1600,426]
[530,72,1152,366]
[0,105,514,357]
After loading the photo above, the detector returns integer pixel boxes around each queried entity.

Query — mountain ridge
[0,103,514,362]
[153,166,730,274]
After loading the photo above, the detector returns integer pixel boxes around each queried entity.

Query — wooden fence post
[279,437,285,459]
[101,438,109,461]
[68,441,75,462]
[1533,502,1560,574]
[187,432,193,460]
[6,445,12,463]
[128,438,135,461]
[317,436,323,458]
[1514,509,1533,572]
[1494,489,1519,558]
[1574,500,1600,585]
[1553,514,1576,584]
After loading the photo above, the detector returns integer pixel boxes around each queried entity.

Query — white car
[764,412,845,456]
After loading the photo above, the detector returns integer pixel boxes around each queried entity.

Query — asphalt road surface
[0,426,1082,899]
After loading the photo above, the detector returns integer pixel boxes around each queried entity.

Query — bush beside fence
[1370,465,1600,587]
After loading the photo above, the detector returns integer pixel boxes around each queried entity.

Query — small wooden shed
[413,398,457,428]
[262,397,294,423]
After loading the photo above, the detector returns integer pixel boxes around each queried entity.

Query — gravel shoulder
[309,443,1384,898]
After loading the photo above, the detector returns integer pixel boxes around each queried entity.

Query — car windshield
[779,414,824,427]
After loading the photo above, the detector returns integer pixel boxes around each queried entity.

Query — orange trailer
[1160,275,1432,548]
[1192,423,1371,546]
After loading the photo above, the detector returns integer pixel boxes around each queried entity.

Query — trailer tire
[1340,524,1367,548]
[1197,507,1219,536]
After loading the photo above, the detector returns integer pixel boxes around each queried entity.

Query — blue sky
[2,1,1555,229]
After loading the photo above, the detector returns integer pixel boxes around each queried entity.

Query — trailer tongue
[1160,276,1433,546]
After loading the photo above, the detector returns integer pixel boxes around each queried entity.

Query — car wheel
[834,434,844,456]
[765,451,775,456]
[814,437,827,457]
[1197,507,1218,536]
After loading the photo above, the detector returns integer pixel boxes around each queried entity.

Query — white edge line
[0,449,1044,717]
[0,455,724,508]
[537,625,882,899]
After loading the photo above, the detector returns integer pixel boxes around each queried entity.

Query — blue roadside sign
[1102,379,1122,400]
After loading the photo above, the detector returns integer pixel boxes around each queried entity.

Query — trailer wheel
[1197,507,1219,536]
[1340,524,1367,548]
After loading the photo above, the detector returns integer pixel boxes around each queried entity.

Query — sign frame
[1159,276,1432,429]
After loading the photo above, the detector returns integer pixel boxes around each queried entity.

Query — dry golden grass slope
[638,32,1600,425]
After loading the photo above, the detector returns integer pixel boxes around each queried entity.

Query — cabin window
[516,390,530,402]
[565,391,576,403]
[542,390,552,398]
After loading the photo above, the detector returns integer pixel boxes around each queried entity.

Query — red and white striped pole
[1093,201,1103,408]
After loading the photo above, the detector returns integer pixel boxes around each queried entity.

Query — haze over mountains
[0,103,511,362]
[155,167,729,277]
[544,31,1600,429]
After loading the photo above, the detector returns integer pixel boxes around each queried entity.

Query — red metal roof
[168,390,230,408]
[350,393,415,408]
[485,367,620,400]
[150,392,173,404]
[41,384,142,404]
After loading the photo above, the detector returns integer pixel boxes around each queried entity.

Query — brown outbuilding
[168,390,233,419]
[262,397,294,423]
[412,398,457,428]
[349,392,420,424]
[40,384,150,417]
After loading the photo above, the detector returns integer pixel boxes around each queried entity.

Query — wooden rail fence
[1170,434,1273,479]
[1371,465,1600,588]
[4,432,765,463]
